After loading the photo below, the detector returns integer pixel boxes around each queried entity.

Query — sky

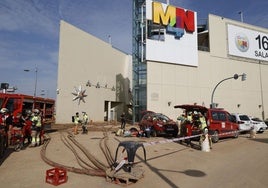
[0,0,267,99]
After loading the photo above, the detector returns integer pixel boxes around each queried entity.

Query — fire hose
[40,126,243,180]
[40,130,115,177]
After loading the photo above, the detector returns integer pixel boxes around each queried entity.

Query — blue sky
[0,0,267,99]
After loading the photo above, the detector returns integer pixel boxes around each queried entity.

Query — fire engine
[0,93,55,157]
[0,93,55,124]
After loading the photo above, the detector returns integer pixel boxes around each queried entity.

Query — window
[239,115,250,121]
[228,114,236,122]
[211,111,226,121]
[147,21,165,41]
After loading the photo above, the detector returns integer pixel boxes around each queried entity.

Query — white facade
[56,14,268,124]
[147,14,268,121]
[56,21,132,124]
[145,0,198,66]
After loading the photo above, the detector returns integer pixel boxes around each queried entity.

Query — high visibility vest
[82,114,88,123]
[74,116,80,124]
[31,115,42,127]
[199,117,207,130]
[187,115,192,122]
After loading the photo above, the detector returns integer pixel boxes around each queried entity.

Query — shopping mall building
[56,0,268,124]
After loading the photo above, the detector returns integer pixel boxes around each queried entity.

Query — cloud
[1,0,267,99]
[0,0,59,37]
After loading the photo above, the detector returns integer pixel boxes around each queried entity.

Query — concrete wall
[147,14,268,121]
[56,21,132,124]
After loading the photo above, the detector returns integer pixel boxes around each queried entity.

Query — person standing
[81,112,88,134]
[73,112,81,135]
[177,112,186,135]
[0,108,8,131]
[19,111,31,146]
[120,113,126,130]
[5,112,13,146]
[30,109,42,147]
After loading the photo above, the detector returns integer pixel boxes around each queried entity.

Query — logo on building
[152,1,195,39]
[235,33,249,52]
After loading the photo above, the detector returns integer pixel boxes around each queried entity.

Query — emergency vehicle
[0,93,55,157]
[0,93,55,124]
[174,104,239,143]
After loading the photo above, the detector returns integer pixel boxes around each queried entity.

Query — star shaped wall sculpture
[72,85,87,105]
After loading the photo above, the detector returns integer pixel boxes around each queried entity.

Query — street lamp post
[259,61,265,120]
[24,65,38,97]
[210,73,246,108]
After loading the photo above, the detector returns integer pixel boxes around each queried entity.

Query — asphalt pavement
[0,126,267,188]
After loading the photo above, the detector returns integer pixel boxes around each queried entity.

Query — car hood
[174,104,208,114]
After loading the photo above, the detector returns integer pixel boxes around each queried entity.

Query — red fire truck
[0,93,55,157]
[0,93,55,124]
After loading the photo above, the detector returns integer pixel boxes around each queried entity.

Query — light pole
[24,65,38,97]
[259,61,265,120]
[211,73,246,108]
[238,11,244,22]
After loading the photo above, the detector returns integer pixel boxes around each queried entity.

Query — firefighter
[0,108,9,135]
[5,111,14,146]
[199,113,207,130]
[73,112,81,135]
[81,112,88,134]
[177,113,186,135]
[30,109,42,147]
[186,111,193,123]
[19,111,31,146]
[0,108,8,126]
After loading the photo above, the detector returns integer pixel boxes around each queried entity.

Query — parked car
[231,113,252,132]
[249,116,267,133]
[174,104,239,143]
[139,111,178,137]
[265,119,268,126]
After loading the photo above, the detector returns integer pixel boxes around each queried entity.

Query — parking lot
[0,125,268,188]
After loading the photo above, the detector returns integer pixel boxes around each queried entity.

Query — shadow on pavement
[248,138,268,144]
[0,147,13,166]
[158,168,206,177]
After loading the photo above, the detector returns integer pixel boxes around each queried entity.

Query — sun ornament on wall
[72,85,87,105]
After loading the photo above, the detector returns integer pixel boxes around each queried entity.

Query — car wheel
[233,129,239,138]
[211,131,219,143]
[258,128,264,133]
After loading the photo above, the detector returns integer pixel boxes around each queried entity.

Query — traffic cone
[201,129,210,152]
